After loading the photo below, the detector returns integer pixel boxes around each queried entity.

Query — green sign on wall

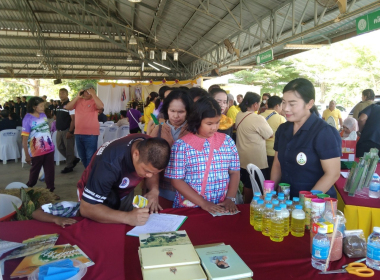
[356,10,380,34]
[256,49,273,64]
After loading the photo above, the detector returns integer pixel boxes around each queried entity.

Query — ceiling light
[162,51,167,60]
[149,50,155,60]
[227,65,254,69]
[173,51,179,61]
[148,63,159,71]
[138,49,144,58]
[283,44,327,50]
[127,54,132,62]
[128,0,142,2]
[141,62,144,72]
[36,50,43,57]
[153,61,170,70]
[129,35,137,45]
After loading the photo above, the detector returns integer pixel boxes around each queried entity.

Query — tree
[228,60,311,95]
[0,79,31,105]
[61,79,100,99]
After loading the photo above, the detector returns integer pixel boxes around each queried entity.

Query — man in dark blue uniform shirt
[356,104,380,157]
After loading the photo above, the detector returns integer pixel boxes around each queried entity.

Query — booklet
[195,245,253,280]
[127,213,187,237]
[0,240,25,258]
[10,244,94,278]
[139,230,199,270]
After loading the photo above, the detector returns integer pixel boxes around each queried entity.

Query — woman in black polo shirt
[271,78,341,198]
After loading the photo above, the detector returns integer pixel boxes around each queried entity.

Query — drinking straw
[324,217,340,272]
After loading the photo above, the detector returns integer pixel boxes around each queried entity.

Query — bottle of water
[291,205,305,237]
[312,227,330,271]
[369,175,380,199]
[292,197,300,206]
[272,199,279,207]
[262,204,274,237]
[367,227,380,270]
[270,206,284,242]
[250,197,259,226]
[254,199,265,231]
[280,203,289,236]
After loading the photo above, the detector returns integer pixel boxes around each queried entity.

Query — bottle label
[312,244,329,260]
[367,244,380,261]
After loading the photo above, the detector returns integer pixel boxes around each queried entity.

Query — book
[10,244,94,278]
[139,230,199,269]
[142,264,207,280]
[0,240,24,258]
[195,245,253,280]
[127,213,187,237]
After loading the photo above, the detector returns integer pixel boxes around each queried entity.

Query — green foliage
[61,79,100,99]
[12,188,41,220]
[229,60,311,95]
[0,79,31,104]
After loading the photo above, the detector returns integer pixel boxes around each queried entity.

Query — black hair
[145,91,158,107]
[136,138,171,170]
[267,96,283,109]
[260,93,271,108]
[262,93,271,99]
[239,92,261,112]
[209,87,227,97]
[283,78,315,104]
[59,88,69,94]
[131,101,138,109]
[187,96,221,134]
[16,97,21,100]
[0,109,9,118]
[179,86,189,91]
[102,189,120,210]
[44,108,53,119]
[189,87,209,101]
[27,97,44,113]
[208,84,220,93]
[10,112,20,120]
[237,94,243,98]
[310,105,320,117]
[120,110,127,118]
[158,86,171,99]
[160,89,193,120]
[362,89,375,101]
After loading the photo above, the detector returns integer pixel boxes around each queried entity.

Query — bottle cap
[274,206,282,211]
[272,199,279,205]
[286,200,293,205]
[373,174,380,179]
[254,192,262,197]
[373,227,380,233]
[265,197,271,201]
[278,192,284,197]
[252,197,259,201]
[295,205,303,210]
[266,204,273,209]
[257,199,264,205]
[271,191,277,195]
[280,203,287,209]
[293,197,300,202]
[318,227,327,234]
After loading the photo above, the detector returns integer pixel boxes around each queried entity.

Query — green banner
[356,10,380,34]
[256,49,273,64]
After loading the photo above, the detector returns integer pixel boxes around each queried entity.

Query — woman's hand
[200,200,226,214]
[53,217,77,228]
[218,198,238,213]
[25,155,32,165]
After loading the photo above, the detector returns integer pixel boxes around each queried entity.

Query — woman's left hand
[218,198,238,214]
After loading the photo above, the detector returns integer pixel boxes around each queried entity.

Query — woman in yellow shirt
[143,92,158,133]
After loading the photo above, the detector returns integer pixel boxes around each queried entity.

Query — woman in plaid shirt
[165,96,240,214]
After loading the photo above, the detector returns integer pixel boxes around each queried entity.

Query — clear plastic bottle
[271,191,277,200]
[254,199,265,231]
[312,227,330,271]
[264,196,272,205]
[254,192,262,199]
[369,175,380,199]
[286,200,294,228]
[292,197,300,206]
[367,227,380,270]
[250,197,259,226]
[262,204,274,237]
[277,193,285,204]
[272,199,279,207]
[270,206,284,242]
[291,205,305,237]
[280,203,289,236]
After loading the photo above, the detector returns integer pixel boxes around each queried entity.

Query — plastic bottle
[264,196,272,205]
[272,199,279,207]
[271,191,277,200]
[262,204,274,237]
[277,193,285,204]
[369,175,380,199]
[292,197,300,206]
[367,227,380,270]
[254,192,262,198]
[250,197,260,226]
[270,206,284,242]
[311,227,330,271]
[286,200,294,228]
[291,205,305,237]
[253,199,265,231]
[280,203,289,236]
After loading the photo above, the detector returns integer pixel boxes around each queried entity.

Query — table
[2,204,378,280]
[335,163,380,238]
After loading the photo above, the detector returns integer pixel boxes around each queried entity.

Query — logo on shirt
[296,152,307,166]
[119,177,130,188]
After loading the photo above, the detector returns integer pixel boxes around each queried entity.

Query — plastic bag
[343,229,367,258]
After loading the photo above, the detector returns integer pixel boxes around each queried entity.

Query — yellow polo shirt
[260,110,286,157]
[226,105,240,123]
[322,108,342,130]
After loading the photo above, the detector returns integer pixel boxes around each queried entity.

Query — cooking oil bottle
[250,197,259,226]
[262,204,274,237]
[291,205,306,237]
[270,206,284,242]
[280,203,289,236]
[253,199,264,231]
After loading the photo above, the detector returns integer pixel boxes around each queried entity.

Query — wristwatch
[226,196,236,202]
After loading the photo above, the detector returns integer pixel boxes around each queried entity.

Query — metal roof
[0,0,379,80]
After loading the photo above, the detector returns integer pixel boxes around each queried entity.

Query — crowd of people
[1,79,379,228]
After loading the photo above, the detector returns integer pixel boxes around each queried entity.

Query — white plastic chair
[16,126,22,153]
[5,182,28,189]
[0,129,20,164]
[99,121,103,125]
[117,125,130,138]
[246,163,265,195]
[52,131,66,165]
[104,121,115,126]
[103,126,118,143]
[97,127,106,149]
[21,149,27,167]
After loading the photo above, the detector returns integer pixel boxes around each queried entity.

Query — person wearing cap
[65,84,104,168]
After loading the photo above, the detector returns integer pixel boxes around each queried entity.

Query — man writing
[77,135,171,225]
[65,84,104,168]
[56,88,80,173]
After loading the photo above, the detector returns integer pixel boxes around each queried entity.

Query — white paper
[209,210,241,217]
[340,172,349,178]
[126,213,187,237]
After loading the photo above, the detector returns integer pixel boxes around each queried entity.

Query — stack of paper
[0,240,24,258]
[138,230,206,280]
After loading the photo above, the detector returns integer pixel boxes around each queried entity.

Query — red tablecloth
[1,205,379,280]
[336,163,380,208]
